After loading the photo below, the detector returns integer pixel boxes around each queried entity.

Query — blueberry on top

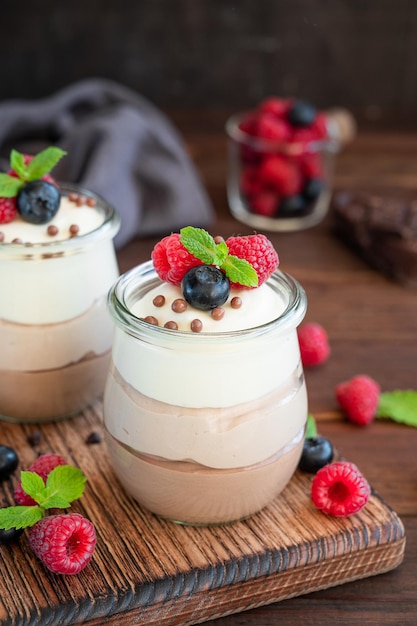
[17,180,61,224]
[287,100,317,127]
[182,265,230,310]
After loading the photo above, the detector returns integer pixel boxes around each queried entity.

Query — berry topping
[336,375,380,426]
[287,100,317,127]
[311,461,371,517]
[17,180,61,224]
[0,197,18,224]
[0,445,19,481]
[151,233,203,286]
[28,513,96,575]
[225,233,279,288]
[298,436,334,473]
[297,322,330,367]
[182,265,230,310]
[14,453,67,506]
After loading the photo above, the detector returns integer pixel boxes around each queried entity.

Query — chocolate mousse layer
[0,351,110,422]
[106,430,304,525]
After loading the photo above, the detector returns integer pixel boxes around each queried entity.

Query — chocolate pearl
[211,307,225,320]
[12,238,23,244]
[86,197,97,207]
[47,224,58,236]
[86,431,101,444]
[143,315,159,325]
[76,195,86,206]
[27,431,41,447]
[153,294,166,307]
[69,224,80,237]
[231,296,242,309]
[164,320,178,330]
[214,235,225,244]
[68,192,79,202]
[0,232,4,242]
[172,298,188,313]
[191,319,203,333]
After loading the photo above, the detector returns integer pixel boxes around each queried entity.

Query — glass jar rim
[108,260,307,345]
[225,111,340,155]
[0,183,120,258]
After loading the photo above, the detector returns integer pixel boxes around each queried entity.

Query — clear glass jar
[104,261,308,525]
[226,112,339,232]
[0,184,120,423]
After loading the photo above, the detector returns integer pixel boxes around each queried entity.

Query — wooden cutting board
[0,403,405,626]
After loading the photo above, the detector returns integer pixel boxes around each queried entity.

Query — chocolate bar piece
[332,190,417,288]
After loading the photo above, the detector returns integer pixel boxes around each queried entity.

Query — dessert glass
[226,112,339,232]
[104,261,308,525]
[0,184,120,423]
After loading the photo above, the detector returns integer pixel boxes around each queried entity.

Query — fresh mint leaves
[305,413,318,438]
[0,465,87,531]
[377,390,417,427]
[180,226,258,287]
[0,146,66,197]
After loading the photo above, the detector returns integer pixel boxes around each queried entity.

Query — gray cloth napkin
[0,78,214,247]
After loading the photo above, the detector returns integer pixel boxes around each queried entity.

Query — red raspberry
[311,461,371,517]
[298,322,330,367]
[298,153,323,179]
[256,113,291,142]
[28,513,96,575]
[226,234,279,288]
[240,166,264,197]
[336,375,380,426]
[249,191,279,217]
[258,97,291,118]
[14,454,67,506]
[0,197,18,224]
[151,233,203,286]
[258,155,302,196]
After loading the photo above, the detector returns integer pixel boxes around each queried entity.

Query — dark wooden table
[118,112,417,626]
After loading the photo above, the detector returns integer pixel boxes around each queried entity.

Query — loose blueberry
[278,195,306,217]
[298,436,334,473]
[303,177,324,202]
[17,180,61,224]
[0,527,24,544]
[0,445,19,481]
[182,265,230,310]
[287,100,317,127]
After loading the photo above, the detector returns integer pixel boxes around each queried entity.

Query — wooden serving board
[0,404,405,626]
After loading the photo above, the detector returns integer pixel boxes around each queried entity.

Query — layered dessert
[0,147,120,422]
[104,228,307,524]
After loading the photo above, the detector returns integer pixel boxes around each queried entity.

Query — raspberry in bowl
[0,147,120,422]
[103,227,308,525]
[226,97,340,231]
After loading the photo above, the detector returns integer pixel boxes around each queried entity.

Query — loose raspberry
[151,233,203,286]
[298,322,330,367]
[226,234,279,288]
[0,197,18,224]
[336,375,380,426]
[14,454,67,506]
[311,461,371,517]
[28,513,96,575]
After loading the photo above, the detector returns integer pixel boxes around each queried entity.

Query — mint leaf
[25,146,66,181]
[10,150,27,180]
[0,506,43,531]
[0,173,24,197]
[21,471,47,505]
[305,413,318,438]
[41,494,72,509]
[180,227,219,264]
[45,465,87,504]
[376,390,417,427]
[221,255,259,287]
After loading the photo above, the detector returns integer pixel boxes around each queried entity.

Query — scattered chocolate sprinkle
[86,197,97,207]
[153,294,166,307]
[144,315,159,325]
[231,296,242,309]
[47,224,58,236]
[76,195,87,207]
[86,431,101,445]
[164,320,178,330]
[69,192,79,202]
[27,431,41,447]
[12,238,23,244]
[172,298,188,313]
[191,319,203,333]
[211,307,225,320]
[214,235,225,244]
[69,224,80,237]
[0,232,4,242]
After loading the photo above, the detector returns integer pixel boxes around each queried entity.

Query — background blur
[1,0,416,128]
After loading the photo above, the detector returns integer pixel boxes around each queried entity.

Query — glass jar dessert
[0,167,120,423]
[104,229,308,525]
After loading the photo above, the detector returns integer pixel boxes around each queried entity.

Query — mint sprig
[0,146,66,197]
[0,465,87,531]
[376,390,417,427]
[180,226,258,287]
[305,413,318,439]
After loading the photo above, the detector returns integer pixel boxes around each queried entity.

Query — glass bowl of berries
[226,97,341,231]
